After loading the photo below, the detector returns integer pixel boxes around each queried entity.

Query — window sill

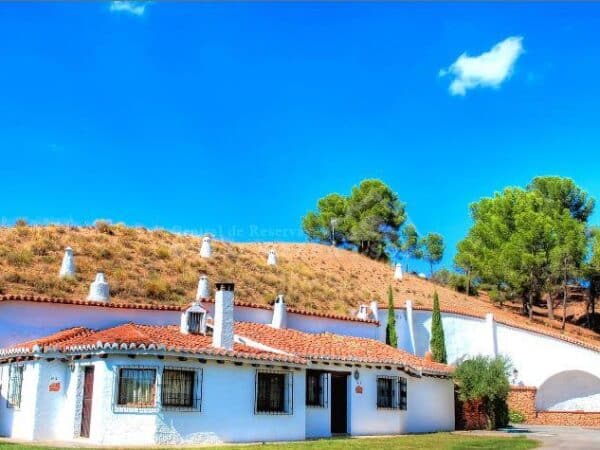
[255,410,293,416]
[113,405,159,414]
[306,404,327,409]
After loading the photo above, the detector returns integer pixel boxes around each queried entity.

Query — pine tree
[430,291,447,363]
[386,286,398,347]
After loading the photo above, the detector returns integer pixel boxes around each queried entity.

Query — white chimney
[271,294,287,329]
[267,248,277,266]
[59,247,75,279]
[200,236,212,258]
[394,263,403,280]
[369,300,379,321]
[87,272,110,303]
[357,304,369,321]
[195,275,210,302]
[212,282,234,350]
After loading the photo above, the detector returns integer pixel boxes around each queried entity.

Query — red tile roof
[0,294,377,324]
[235,322,452,376]
[63,323,306,364]
[2,327,92,354]
[0,322,450,376]
[0,294,183,311]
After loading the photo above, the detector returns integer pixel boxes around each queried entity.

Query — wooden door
[80,366,94,438]
[330,373,348,434]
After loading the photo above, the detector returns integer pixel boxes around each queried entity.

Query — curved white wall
[536,370,600,412]
[378,307,600,412]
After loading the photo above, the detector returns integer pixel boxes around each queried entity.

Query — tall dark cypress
[430,291,447,363]
[386,286,398,347]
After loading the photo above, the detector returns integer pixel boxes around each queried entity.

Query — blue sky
[1,2,600,271]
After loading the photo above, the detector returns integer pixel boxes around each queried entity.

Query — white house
[0,283,454,445]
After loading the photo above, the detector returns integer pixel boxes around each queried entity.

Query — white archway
[536,370,600,412]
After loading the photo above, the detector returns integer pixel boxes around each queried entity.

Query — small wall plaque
[48,382,60,392]
[355,385,363,394]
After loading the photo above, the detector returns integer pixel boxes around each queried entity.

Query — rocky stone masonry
[507,386,600,427]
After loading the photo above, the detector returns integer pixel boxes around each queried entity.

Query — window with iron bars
[255,369,293,415]
[116,367,157,408]
[7,365,23,409]
[376,376,407,410]
[161,367,203,411]
[306,370,328,407]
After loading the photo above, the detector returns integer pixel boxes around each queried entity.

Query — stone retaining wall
[507,386,600,428]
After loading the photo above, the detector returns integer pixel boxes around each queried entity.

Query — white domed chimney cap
[394,263,403,280]
[59,247,76,279]
[267,248,277,266]
[195,274,210,301]
[87,272,110,303]
[200,236,212,258]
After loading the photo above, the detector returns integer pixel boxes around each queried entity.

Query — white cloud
[109,1,147,17]
[440,36,524,96]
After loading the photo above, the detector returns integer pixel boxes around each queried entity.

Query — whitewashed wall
[0,301,377,350]
[87,356,306,445]
[200,303,378,339]
[0,362,38,440]
[378,308,600,412]
[305,373,331,439]
[535,370,600,412]
[0,301,180,348]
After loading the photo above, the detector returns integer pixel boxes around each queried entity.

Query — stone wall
[507,386,600,427]
[507,386,537,422]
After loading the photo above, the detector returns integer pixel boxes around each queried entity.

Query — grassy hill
[0,222,598,347]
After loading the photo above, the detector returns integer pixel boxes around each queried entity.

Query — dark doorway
[80,366,95,438]
[330,373,348,434]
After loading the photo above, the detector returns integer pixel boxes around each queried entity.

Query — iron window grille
[255,369,293,415]
[114,366,157,411]
[376,376,407,410]
[161,367,203,411]
[187,311,206,335]
[306,370,328,408]
[7,364,23,409]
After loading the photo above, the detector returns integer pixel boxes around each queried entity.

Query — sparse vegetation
[0,224,598,349]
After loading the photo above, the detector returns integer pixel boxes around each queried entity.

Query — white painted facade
[0,356,453,445]
[2,290,599,424]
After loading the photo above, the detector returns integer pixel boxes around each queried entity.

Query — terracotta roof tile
[56,323,306,364]
[0,294,184,312]
[235,322,452,376]
[3,327,92,354]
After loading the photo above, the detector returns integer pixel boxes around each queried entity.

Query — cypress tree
[430,291,447,363]
[386,285,398,347]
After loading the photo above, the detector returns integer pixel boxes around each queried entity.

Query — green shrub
[509,409,526,424]
[454,355,512,430]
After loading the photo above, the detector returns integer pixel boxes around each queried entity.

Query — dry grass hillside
[0,223,599,347]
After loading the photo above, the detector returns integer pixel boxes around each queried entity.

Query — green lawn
[0,434,539,450]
